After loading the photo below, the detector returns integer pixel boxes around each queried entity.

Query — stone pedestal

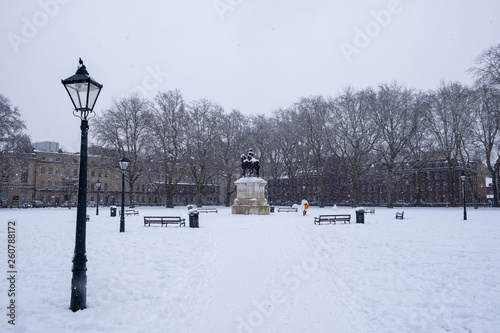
[232,177,270,215]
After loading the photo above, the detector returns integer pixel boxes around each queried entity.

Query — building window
[21,170,28,183]
[40,181,45,190]
[48,181,52,190]
[2,190,8,201]
[115,184,119,191]
[41,167,46,175]
[104,183,108,191]
[1,170,8,183]
[91,170,95,177]
[48,167,53,175]
[55,182,60,190]
[21,191,27,201]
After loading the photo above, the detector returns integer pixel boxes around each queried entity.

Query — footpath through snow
[1,206,500,333]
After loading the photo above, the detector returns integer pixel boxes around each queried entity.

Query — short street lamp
[119,157,131,232]
[460,171,467,221]
[62,58,103,312]
[96,179,101,215]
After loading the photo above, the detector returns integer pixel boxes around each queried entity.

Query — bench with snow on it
[120,209,139,216]
[143,216,185,227]
[314,214,351,225]
[197,208,218,213]
[278,207,298,213]
[365,209,375,214]
[395,211,404,219]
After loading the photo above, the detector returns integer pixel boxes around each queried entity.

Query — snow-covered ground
[1,206,500,333]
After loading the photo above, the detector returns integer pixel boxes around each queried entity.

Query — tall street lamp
[96,179,101,215]
[460,171,467,221]
[62,58,103,312]
[119,157,131,232]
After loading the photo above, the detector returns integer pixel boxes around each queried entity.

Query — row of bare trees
[89,78,499,207]
[2,45,498,207]
[88,44,499,208]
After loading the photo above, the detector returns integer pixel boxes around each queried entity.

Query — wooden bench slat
[144,216,186,227]
[314,214,351,225]
[278,207,298,212]
[197,208,218,213]
[120,209,139,216]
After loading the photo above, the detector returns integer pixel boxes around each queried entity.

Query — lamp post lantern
[62,58,103,312]
[119,157,131,232]
[96,179,101,215]
[460,171,467,221]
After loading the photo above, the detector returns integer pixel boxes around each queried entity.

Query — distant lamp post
[460,171,467,221]
[62,58,103,312]
[119,157,131,232]
[96,179,101,215]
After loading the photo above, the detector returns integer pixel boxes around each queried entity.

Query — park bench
[120,209,139,216]
[143,216,185,227]
[395,211,404,219]
[314,214,351,225]
[197,208,218,213]
[365,209,375,214]
[278,207,298,213]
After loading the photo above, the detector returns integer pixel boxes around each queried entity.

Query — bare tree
[373,82,427,207]
[329,87,379,206]
[272,108,303,205]
[148,90,189,207]
[296,95,331,207]
[0,94,30,155]
[469,43,500,86]
[0,94,32,203]
[214,109,249,206]
[92,94,151,207]
[427,82,476,207]
[186,99,224,206]
[473,85,500,206]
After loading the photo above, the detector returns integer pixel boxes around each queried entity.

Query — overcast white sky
[1,0,499,151]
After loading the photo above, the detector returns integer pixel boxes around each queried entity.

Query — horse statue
[241,148,260,177]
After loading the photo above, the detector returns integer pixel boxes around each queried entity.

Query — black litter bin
[189,210,199,228]
[110,206,116,217]
[270,206,275,213]
[356,209,364,224]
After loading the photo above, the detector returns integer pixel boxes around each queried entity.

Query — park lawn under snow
[1,206,500,333]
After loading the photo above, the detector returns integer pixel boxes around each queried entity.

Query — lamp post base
[70,253,88,311]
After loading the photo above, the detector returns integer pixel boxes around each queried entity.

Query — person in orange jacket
[301,198,309,216]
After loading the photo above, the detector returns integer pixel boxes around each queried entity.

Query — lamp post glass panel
[96,179,101,215]
[119,157,131,232]
[62,58,103,312]
[461,171,467,220]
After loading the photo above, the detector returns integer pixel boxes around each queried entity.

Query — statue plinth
[231,177,270,215]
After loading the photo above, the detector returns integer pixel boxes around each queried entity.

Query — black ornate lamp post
[96,179,101,215]
[62,58,103,312]
[460,171,467,221]
[119,157,131,232]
